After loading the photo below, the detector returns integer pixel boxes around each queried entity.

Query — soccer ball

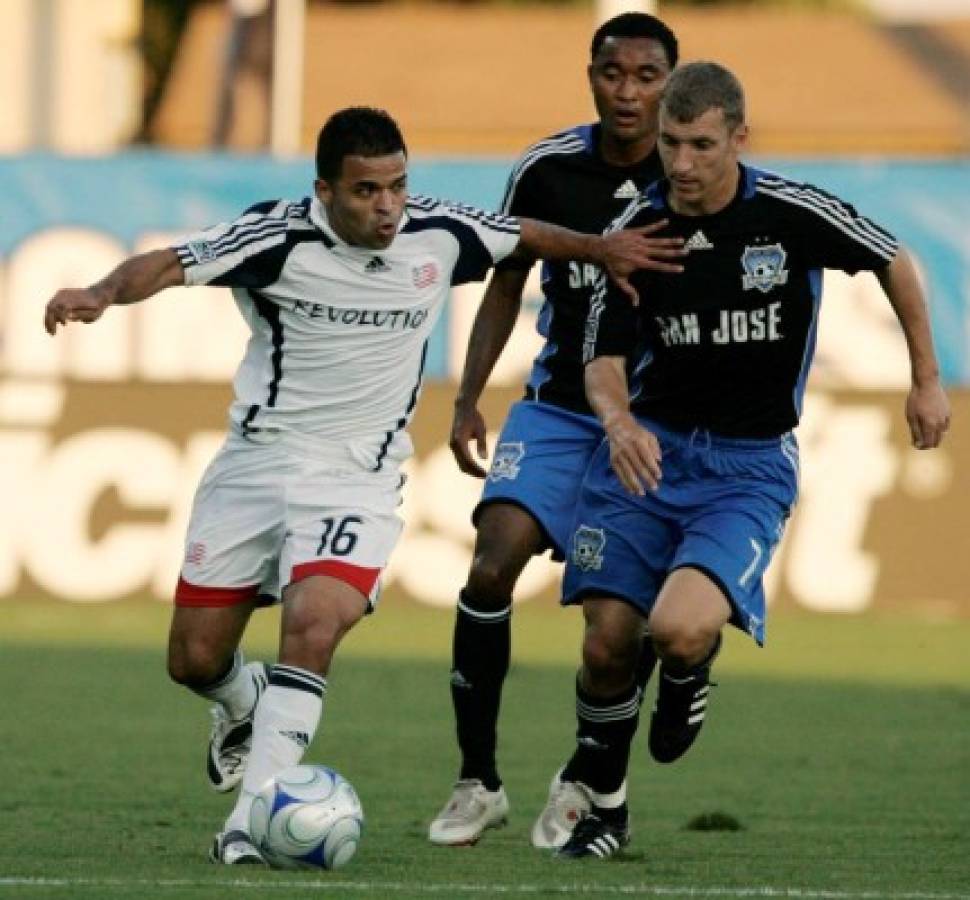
[249,765,364,870]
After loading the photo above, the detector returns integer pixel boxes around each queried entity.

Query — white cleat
[209,829,265,866]
[429,779,510,846]
[206,662,269,793]
[531,772,592,850]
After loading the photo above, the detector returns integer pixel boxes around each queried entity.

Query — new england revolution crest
[571,525,606,572]
[741,243,788,293]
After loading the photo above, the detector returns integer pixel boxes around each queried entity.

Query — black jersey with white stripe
[499,124,664,415]
[171,195,519,466]
[585,164,898,438]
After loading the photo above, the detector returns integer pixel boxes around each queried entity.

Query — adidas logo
[685,230,714,250]
[365,256,390,273]
[613,179,639,200]
[450,669,473,690]
[280,730,310,749]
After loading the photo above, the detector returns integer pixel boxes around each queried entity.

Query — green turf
[1,600,968,899]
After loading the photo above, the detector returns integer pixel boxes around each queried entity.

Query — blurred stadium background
[0,0,967,617]
[0,2,968,895]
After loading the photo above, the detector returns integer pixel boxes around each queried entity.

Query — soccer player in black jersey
[430,13,683,849]
[553,61,951,858]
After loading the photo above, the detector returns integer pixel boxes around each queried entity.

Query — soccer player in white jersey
[43,106,686,865]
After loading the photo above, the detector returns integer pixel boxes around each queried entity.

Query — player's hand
[906,377,950,449]
[450,401,489,478]
[605,412,662,496]
[44,287,110,335]
[600,220,686,306]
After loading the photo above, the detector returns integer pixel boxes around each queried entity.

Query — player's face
[658,107,747,214]
[315,152,408,250]
[588,36,672,148]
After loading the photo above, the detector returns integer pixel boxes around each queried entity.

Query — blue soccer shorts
[475,400,605,560]
[562,418,800,644]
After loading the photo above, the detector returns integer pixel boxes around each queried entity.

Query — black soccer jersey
[499,124,664,414]
[585,164,898,438]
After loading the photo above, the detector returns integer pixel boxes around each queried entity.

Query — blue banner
[1,153,967,383]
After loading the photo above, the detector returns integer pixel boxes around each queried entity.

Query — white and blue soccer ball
[249,764,364,870]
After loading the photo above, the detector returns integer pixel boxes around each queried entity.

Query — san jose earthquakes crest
[571,525,606,572]
[741,243,789,293]
[488,441,525,482]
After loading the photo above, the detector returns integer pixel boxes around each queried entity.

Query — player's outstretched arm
[44,248,185,335]
[875,248,951,449]
[450,267,530,478]
[585,355,662,496]
[517,218,684,305]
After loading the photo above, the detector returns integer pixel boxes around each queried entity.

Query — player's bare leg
[554,597,642,858]
[168,601,269,794]
[429,503,542,846]
[646,567,731,763]
[215,575,367,862]
[168,602,257,688]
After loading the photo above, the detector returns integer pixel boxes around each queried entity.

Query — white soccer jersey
[172,195,520,469]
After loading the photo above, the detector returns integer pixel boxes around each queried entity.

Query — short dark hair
[590,12,678,69]
[661,61,746,131]
[315,107,407,181]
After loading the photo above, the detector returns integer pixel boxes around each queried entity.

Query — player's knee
[651,624,719,670]
[464,555,519,607]
[581,629,639,685]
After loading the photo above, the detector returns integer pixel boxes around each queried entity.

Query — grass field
[1,597,968,900]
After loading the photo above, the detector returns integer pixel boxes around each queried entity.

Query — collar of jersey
[308,197,404,253]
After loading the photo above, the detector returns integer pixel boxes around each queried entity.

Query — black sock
[450,590,511,791]
[592,801,629,828]
[560,678,640,796]
[635,634,658,697]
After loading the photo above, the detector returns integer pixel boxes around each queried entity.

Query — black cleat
[209,830,265,865]
[206,662,270,792]
[648,637,719,764]
[555,814,630,860]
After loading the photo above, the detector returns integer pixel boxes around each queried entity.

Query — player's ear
[730,124,749,155]
[314,178,333,204]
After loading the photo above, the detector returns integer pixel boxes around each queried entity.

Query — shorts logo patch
[185,541,207,566]
[488,441,525,482]
[186,240,216,264]
[741,243,788,293]
[571,525,606,572]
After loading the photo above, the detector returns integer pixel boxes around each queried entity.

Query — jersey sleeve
[581,275,639,364]
[785,182,899,274]
[171,200,291,288]
[407,197,521,286]
[493,150,547,274]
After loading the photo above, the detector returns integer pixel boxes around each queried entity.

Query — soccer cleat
[206,661,269,793]
[555,813,630,859]
[428,779,510,845]
[208,829,265,865]
[531,773,592,849]
[648,640,719,764]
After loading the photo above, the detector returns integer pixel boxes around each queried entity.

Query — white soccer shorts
[175,433,404,609]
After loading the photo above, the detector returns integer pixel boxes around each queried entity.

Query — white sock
[590,779,627,810]
[224,664,326,833]
[192,650,261,721]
